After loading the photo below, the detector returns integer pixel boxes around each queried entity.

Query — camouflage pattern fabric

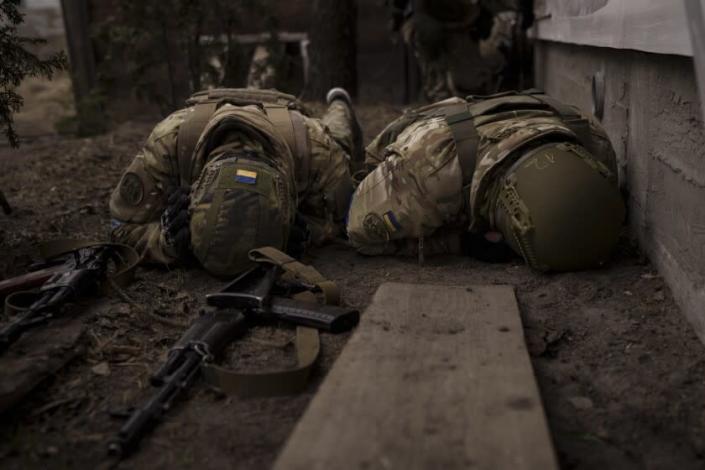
[110,97,355,265]
[347,95,618,256]
[246,45,278,90]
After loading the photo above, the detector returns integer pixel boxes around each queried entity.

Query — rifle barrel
[109,350,203,457]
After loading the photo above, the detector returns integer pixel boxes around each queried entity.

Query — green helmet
[493,142,625,272]
[189,152,295,277]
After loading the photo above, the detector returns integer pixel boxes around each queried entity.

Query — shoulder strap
[414,101,481,187]
[440,104,480,186]
[200,247,341,397]
[177,100,311,190]
[177,101,218,188]
[264,106,310,191]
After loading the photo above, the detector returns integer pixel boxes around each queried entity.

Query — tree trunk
[304,0,357,100]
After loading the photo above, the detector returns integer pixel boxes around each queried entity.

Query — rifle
[0,245,115,354]
[108,261,359,458]
[0,263,66,299]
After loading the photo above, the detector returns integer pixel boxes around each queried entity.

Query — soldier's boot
[323,87,364,168]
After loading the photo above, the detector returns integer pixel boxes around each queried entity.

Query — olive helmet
[189,151,296,277]
[493,142,625,272]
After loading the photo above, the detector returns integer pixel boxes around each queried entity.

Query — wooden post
[303,0,358,100]
[685,0,705,124]
[60,0,104,134]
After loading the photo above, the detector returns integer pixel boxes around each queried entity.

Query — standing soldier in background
[389,0,534,101]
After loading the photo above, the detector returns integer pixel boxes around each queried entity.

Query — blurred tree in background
[304,0,357,99]
[0,0,66,147]
[96,0,269,113]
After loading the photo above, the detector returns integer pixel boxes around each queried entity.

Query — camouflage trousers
[322,99,361,165]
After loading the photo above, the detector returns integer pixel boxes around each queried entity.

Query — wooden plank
[0,317,84,413]
[274,282,558,470]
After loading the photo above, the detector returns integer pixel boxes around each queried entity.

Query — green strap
[177,101,218,188]
[199,246,343,398]
[201,325,319,397]
[410,102,482,188]
[442,105,480,186]
[249,246,340,305]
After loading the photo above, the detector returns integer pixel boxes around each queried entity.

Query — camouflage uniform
[347,92,621,264]
[110,93,356,266]
[394,0,521,101]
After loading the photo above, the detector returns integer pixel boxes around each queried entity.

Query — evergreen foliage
[0,0,66,147]
[98,0,268,112]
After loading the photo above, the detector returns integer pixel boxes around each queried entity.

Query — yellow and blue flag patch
[383,210,401,232]
[234,169,258,185]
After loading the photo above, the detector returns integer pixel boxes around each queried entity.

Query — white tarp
[533,0,693,57]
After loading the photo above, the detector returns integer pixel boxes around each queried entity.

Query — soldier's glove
[161,187,191,260]
[287,213,311,259]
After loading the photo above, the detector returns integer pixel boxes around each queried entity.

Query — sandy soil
[1,102,704,470]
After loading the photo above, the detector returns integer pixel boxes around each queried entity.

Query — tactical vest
[374,89,595,194]
[177,88,311,189]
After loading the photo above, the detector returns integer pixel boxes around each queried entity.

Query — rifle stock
[0,266,64,298]
[0,246,112,354]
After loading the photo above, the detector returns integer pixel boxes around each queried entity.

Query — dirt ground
[1,97,705,470]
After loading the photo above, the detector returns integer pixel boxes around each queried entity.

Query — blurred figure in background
[389,0,534,101]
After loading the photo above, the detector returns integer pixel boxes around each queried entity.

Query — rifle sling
[441,104,480,186]
[249,246,341,305]
[199,246,341,398]
[200,325,319,398]
[4,239,140,316]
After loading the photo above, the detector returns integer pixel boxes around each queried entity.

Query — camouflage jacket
[347,94,618,255]
[110,103,352,264]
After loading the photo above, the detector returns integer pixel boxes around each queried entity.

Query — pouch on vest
[190,155,293,277]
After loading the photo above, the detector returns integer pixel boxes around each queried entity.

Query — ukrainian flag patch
[383,210,401,232]
[234,169,258,185]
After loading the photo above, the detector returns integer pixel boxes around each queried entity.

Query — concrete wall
[535,41,705,342]
[534,0,691,56]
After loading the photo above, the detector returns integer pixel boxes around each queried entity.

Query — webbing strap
[264,105,311,184]
[443,106,480,186]
[249,247,341,305]
[525,92,593,149]
[4,239,140,316]
[290,111,310,191]
[419,102,481,187]
[199,246,343,397]
[200,325,319,397]
[177,101,218,188]
[264,105,297,152]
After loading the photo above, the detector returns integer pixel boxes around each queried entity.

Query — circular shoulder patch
[119,172,145,206]
[363,213,389,242]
